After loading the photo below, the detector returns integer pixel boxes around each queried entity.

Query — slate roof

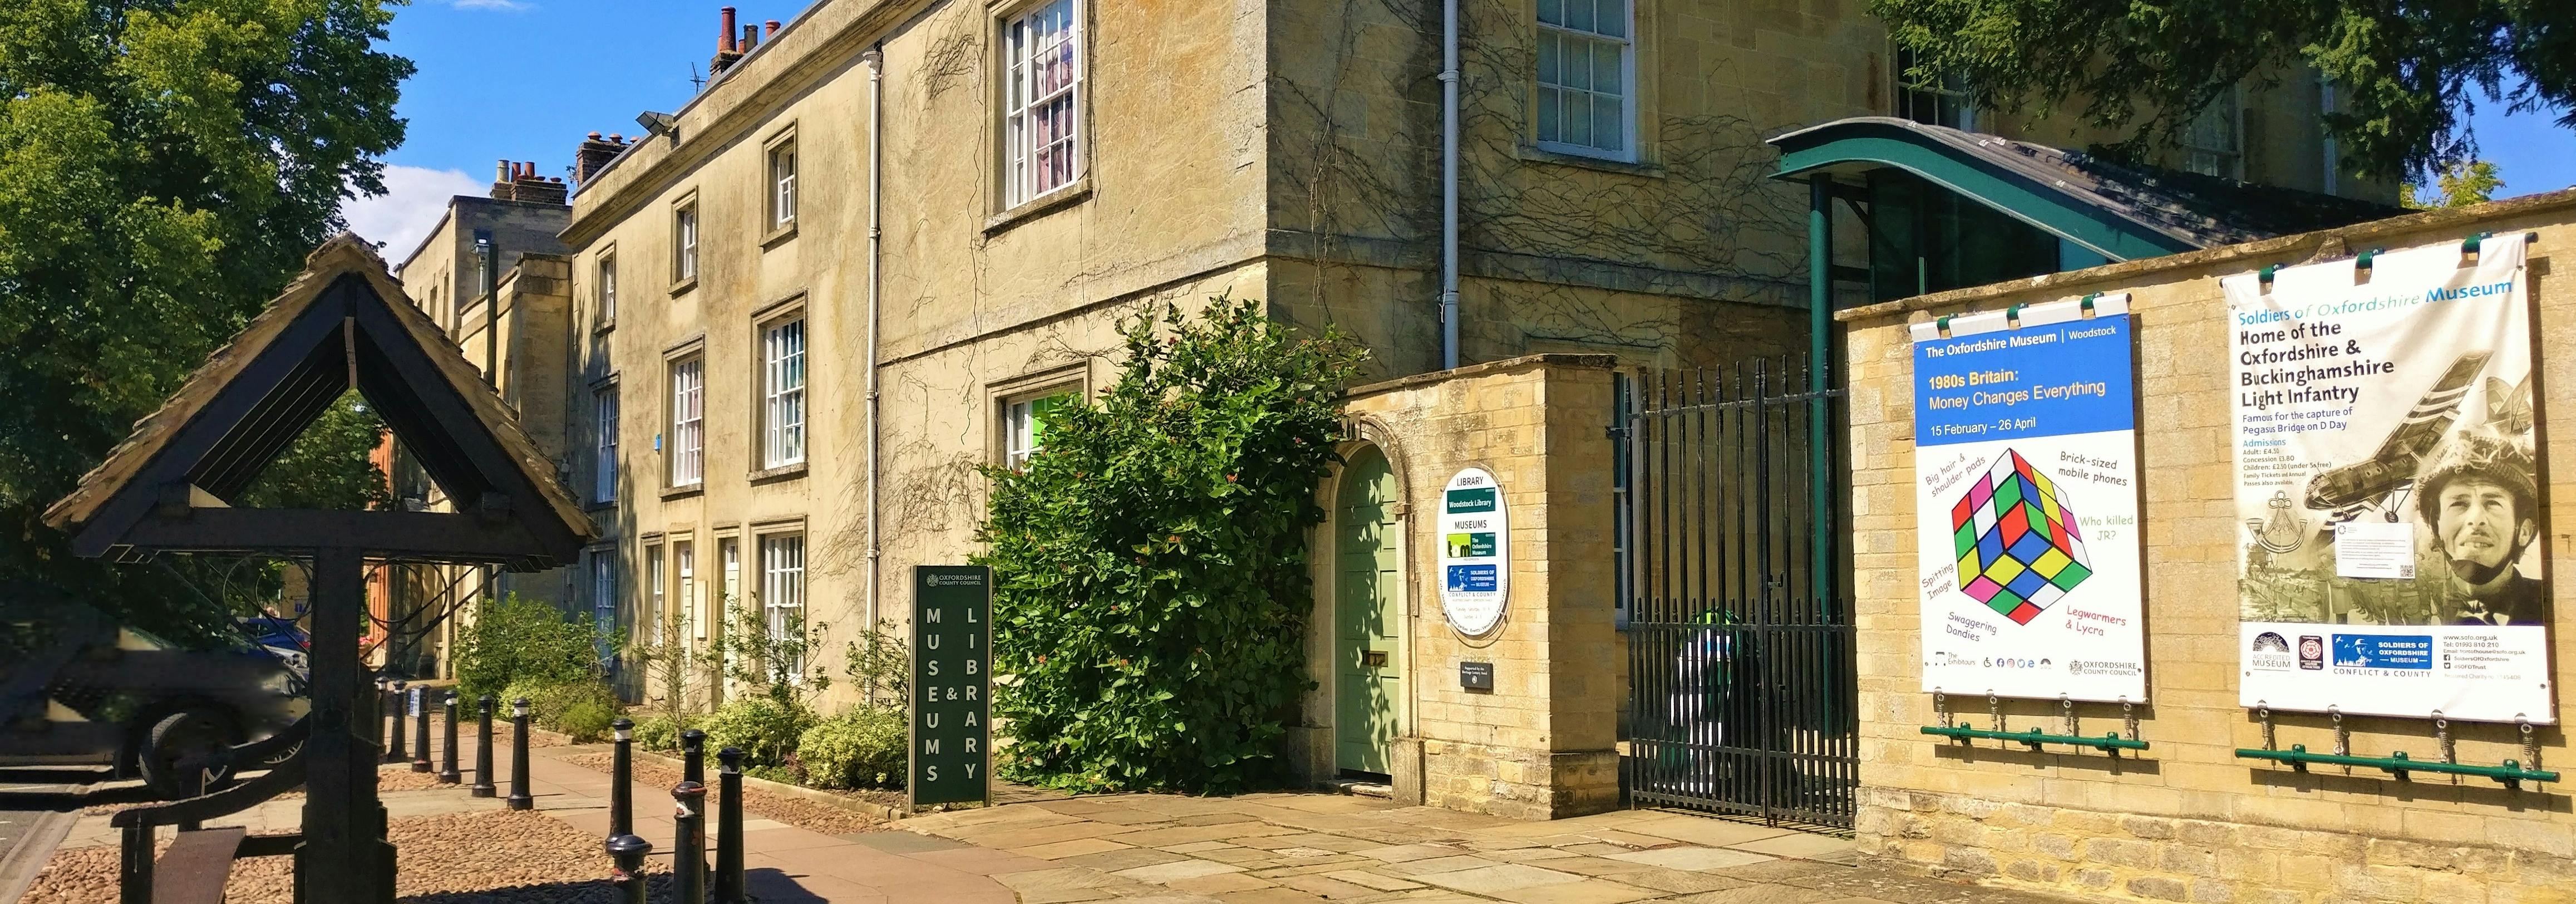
[1771,117,2402,250]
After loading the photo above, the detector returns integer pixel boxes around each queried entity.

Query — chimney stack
[575,131,628,187]
[711,7,746,77]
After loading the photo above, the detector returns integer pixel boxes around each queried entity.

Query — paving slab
[1604,847,1776,872]
[1413,863,1589,896]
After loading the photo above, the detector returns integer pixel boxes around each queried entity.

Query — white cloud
[339,164,486,263]
[450,0,535,10]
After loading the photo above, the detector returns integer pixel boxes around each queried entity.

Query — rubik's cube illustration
[1951,450,2092,624]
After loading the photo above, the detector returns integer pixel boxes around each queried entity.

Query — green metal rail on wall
[2236,745,2557,786]
[1922,724,2150,752]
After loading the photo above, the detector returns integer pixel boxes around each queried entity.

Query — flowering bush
[976,296,1363,793]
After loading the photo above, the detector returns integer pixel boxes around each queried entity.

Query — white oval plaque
[1437,467,1509,636]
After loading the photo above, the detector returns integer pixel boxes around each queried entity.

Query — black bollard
[471,694,496,798]
[439,691,462,783]
[606,833,653,904]
[672,780,708,904]
[385,680,408,764]
[608,717,634,839]
[680,728,706,784]
[412,686,433,772]
[717,747,745,904]
[507,697,533,810]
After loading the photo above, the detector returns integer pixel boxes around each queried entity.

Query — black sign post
[910,566,991,808]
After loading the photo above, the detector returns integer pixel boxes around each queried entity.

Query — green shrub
[454,593,612,699]
[500,677,621,742]
[975,296,1362,793]
[556,700,615,743]
[632,714,681,752]
[700,695,814,769]
[796,706,907,790]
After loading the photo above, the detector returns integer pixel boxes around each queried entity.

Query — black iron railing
[1615,360,1856,828]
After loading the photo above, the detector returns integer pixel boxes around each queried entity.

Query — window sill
[1515,143,1663,178]
[669,276,699,297]
[661,484,705,501]
[749,461,808,484]
[762,222,798,249]
[585,499,618,513]
[985,179,1094,236]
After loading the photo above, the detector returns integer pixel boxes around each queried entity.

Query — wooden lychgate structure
[44,234,595,903]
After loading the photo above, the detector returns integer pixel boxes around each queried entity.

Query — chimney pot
[720,7,737,53]
[608,133,623,143]
[743,24,759,51]
[765,20,780,37]
[588,131,603,140]
[496,159,510,183]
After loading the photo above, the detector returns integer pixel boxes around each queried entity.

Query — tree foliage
[0,1,411,638]
[2402,159,2506,209]
[1870,0,2576,180]
[976,296,1365,793]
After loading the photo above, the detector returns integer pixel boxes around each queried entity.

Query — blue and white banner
[2227,237,2550,723]
[1912,294,2149,702]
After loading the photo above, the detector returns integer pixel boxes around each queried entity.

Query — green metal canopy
[1772,117,2198,263]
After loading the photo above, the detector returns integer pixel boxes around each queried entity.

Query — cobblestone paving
[900,795,2087,904]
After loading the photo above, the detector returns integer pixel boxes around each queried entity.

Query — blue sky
[342,0,819,252]
[340,1,2576,252]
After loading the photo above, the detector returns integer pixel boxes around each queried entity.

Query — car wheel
[140,709,240,799]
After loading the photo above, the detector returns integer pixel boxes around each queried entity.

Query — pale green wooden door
[1335,446,1401,774]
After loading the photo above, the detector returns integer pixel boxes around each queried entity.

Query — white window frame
[1893,46,1977,131]
[1003,0,1085,207]
[1003,390,1073,470]
[644,543,666,645]
[590,547,618,656]
[669,357,705,488]
[760,533,806,680]
[673,202,700,283]
[1535,0,1636,160]
[593,385,619,504]
[769,140,798,229]
[674,540,697,653]
[762,318,807,469]
[597,254,618,327]
[2182,86,2245,180]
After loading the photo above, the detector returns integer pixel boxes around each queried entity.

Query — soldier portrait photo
[2416,433,2548,626]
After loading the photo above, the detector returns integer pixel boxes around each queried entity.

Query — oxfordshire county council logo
[1950,449,2094,625]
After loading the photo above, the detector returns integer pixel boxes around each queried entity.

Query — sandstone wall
[1840,190,2576,904]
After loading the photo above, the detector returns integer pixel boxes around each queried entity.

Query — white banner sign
[2225,236,2551,723]
[1912,294,2148,702]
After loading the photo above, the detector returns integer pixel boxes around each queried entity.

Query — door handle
[1363,650,1389,667]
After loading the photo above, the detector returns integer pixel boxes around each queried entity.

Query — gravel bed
[78,765,466,815]
[559,752,891,836]
[22,809,676,903]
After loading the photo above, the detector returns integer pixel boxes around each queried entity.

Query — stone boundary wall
[1293,355,1622,819]
[1839,190,2576,904]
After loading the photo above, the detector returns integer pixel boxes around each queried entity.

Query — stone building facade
[552,0,2370,805]
[380,172,575,678]
[1837,190,2576,902]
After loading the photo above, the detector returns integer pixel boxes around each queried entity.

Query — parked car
[2,600,308,798]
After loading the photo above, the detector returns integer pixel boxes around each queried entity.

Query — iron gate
[1615,360,1856,827]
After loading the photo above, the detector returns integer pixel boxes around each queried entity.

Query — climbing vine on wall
[975,296,1366,793]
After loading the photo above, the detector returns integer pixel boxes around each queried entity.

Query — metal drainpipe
[863,46,885,657]
[477,230,504,610]
[1438,0,1460,371]
[2318,75,2339,196]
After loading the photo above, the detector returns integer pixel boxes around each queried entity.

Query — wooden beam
[114,509,558,567]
